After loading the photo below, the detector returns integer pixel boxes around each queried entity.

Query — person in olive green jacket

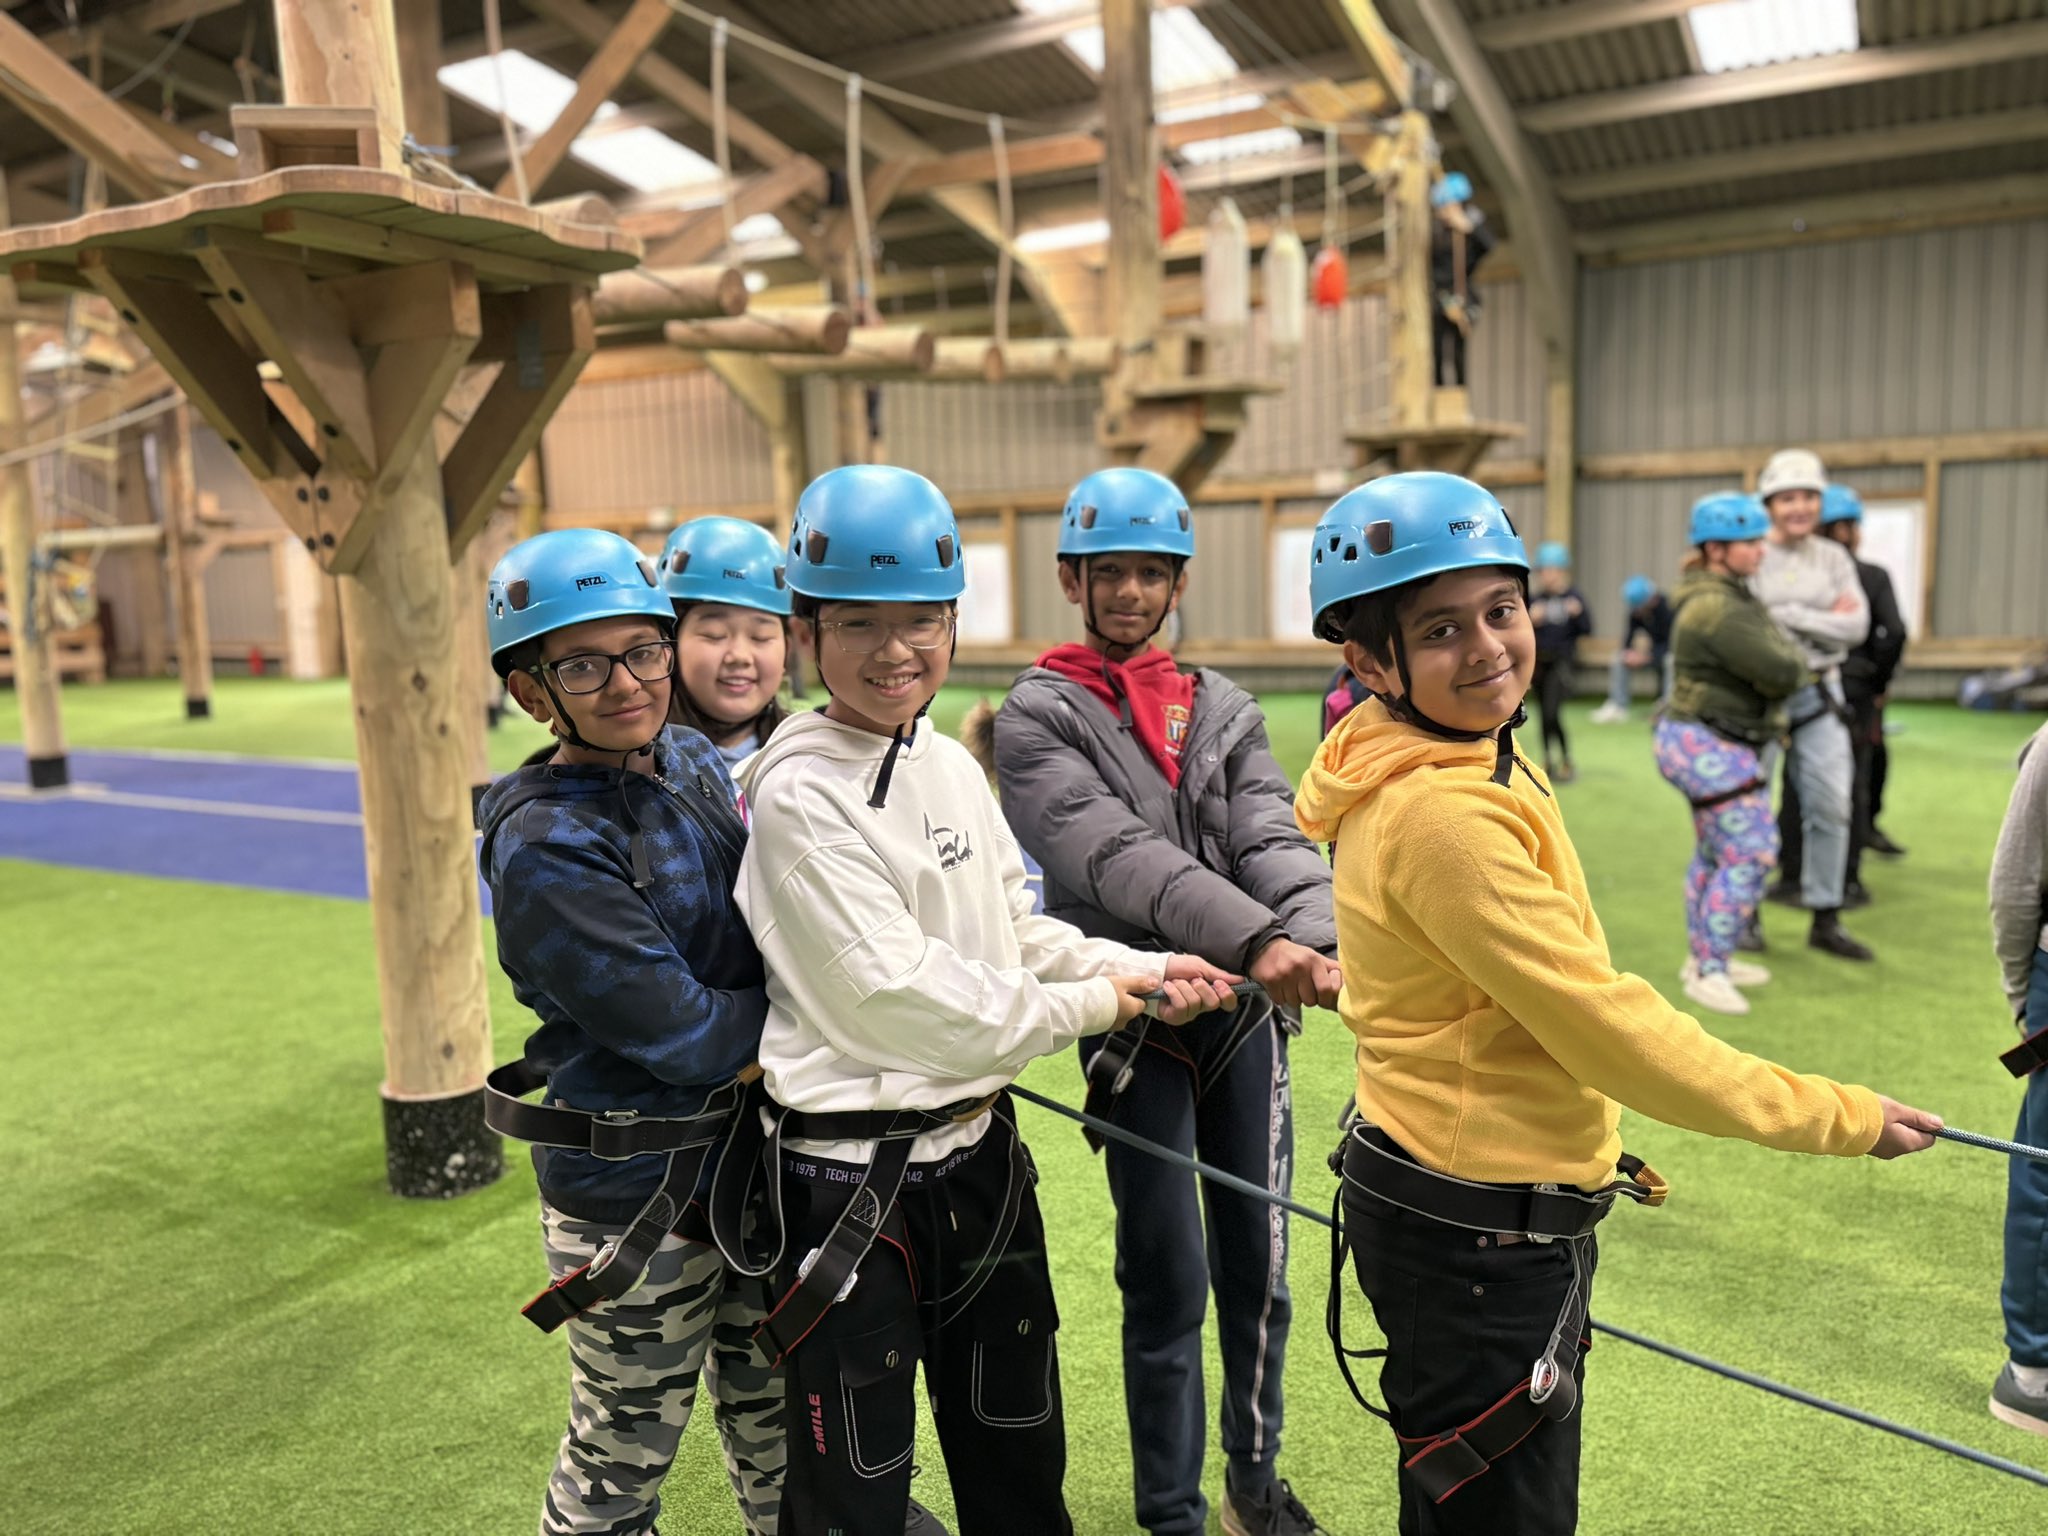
[1653,493,1811,1016]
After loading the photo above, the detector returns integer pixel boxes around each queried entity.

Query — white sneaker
[1680,956,1772,989]
[1683,968,1750,1016]
[1590,703,1629,725]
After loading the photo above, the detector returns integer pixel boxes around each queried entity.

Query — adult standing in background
[1989,722,2048,1436]
[1749,449,1874,961]
[1773,485,1909,908]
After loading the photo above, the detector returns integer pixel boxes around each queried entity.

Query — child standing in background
[1590,574,1671,724]
[1528,540,1591,782]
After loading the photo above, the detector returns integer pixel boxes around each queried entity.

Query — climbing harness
[485,1059,751,1332]
[713,1089,1015,1366]
[1325,1117,1666,1503]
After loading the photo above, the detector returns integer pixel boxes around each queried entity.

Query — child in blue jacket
[478,528,779,1536]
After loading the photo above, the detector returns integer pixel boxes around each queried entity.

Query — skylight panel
[1021,2,1240,91]
[1017,218,1110,253]
[572,127,720,193]
[1686,0,1859,74]
[1176,127,1301,165]
[438,52,584,134]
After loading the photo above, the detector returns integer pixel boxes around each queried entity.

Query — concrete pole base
[381,1086,505,1199]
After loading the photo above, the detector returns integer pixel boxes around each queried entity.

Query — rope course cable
[1008,1082,2048,1494]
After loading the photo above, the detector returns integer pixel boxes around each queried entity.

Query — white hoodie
[737,711,1162,1163]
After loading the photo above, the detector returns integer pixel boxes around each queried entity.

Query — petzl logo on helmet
[1447,519,1481,536]
[723,568,747,579]
[574,574,609,589]
[870,553,900,568]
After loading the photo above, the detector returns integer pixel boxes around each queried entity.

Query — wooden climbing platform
[1,165,641,576]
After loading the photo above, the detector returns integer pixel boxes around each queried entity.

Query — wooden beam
[1555,106,2048,203]
[1523,21,2048,134]
[833,1,1205,83]
[159,404,215,716]
[635,155,828,267]
[1320,0,1412,109]
[497,0,672,199]
[692,0,1087,336]
[1577,172,2048,265]
[96,16,257,112]
[1474,0,1697,52]
[121,103,240,181]
[260,207,598,289]
[522,0,796,171]
[445,286,595,554]
[0,12,198,199]
[1579,429,2048,481]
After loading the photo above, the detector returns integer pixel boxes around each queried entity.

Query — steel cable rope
[1005,1079,2048,1493]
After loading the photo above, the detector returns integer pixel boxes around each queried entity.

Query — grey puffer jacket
[989,665,1336,970]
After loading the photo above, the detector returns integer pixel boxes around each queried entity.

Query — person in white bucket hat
[1749,448,1874,961]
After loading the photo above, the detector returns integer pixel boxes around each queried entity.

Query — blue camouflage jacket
[478,727,765,1222]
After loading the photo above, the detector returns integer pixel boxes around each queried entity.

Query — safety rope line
[0,394,183,470]
[483,0,530,205]
[711,17,736,261]
[845,75,876,327]
[988,114,1014,346]
[1007,1083,2048,1492]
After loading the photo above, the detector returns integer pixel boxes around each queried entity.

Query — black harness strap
[485,1057,749,1331]
[750,1093,1000,1366]
[2003,1023,2048,1080]
[1689,775,1769,812]
[485,1058,741,1160]
[1326,1121,1663,1501]
[521,1146,710,1333]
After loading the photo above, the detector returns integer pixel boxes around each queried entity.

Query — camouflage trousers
[539,1200,784,1536]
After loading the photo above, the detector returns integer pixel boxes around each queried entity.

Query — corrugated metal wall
[189,425,282,650]
[882,379,1101,495]
[543,370,774,514]
[1579,219,2048,454]
[1177,503,1266,642]
[1935,461,2048,638]
[1570,476,1733,635]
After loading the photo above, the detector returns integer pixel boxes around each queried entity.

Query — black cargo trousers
[774,1108,1071,1536]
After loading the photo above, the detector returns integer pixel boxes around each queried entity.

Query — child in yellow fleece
[1294,472,1942,1536]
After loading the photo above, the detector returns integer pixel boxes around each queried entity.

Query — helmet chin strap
[1079,555,1176,661]
[1381,629,1528,787]
[533,667,669,888]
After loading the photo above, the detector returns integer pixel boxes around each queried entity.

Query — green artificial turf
[3,683,2046,1533]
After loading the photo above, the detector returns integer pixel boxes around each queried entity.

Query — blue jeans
[1605,648,1672,710]
[2003,948,2048,1367]
[1783,677,1854,910]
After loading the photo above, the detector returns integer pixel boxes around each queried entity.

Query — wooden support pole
[663,307,850,355]
[1543,361,1574,547]
[1101,0,1161,360]
[592,266,749,326]
[280,0,499,1199]
[161,405,216,717]
[1387,110,1435,430]
[399,0,496,802]
[0,181,69,788]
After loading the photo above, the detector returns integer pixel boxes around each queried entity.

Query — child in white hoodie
[735,466,1238,1536]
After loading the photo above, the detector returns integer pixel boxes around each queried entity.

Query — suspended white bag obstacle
[1263,223,1307,362]
[1202,196,1250,332]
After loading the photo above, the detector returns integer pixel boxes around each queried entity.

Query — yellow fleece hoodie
[1295,697,1882,1190]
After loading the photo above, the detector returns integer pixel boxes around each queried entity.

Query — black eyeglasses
[533,641,675,696]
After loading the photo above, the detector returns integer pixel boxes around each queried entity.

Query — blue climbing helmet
[1821,483,1864,526]
[1688,491,1770,547]
[786,465,965,604]
[1058,467,1195,560]
[1309,471,1528,644]
[1534,540,1571,571]
[660,516,792,615]
[1622,574,1655,608]
[487,528,671,676]
[1432,171,1473,207]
